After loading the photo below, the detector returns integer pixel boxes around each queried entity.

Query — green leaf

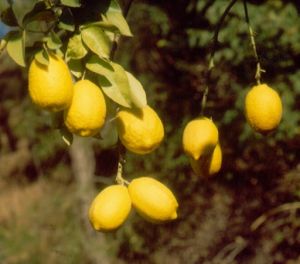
[60,0,81,8]
[67,59,83,78]
[22,2,56,28]
[125,71,147,108]
[60,127,73,146]
[12,0,38,26]
[81,26,111,59]
[0,7,19,26]
[58,8,75,31]
[5,30,26,67]
[34,48,49,66]
[66,33,87,60]
[46,31,62,50]
[86,56,132,107]
[104,0,132,37]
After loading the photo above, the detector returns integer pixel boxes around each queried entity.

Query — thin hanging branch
[201,0,238,115]
[243,0,264,84]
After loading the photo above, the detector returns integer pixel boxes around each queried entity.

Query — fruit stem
[243,0,265,85]
[0,38,7,57]
[115,160,130,186]
[201,0,238,115]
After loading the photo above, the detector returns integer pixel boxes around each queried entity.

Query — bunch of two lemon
[29,53,106,137]
[28,53,178,231]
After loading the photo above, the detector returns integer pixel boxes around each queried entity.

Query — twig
[201,0,238,115]
[243,0,265,84]
[251,202,300,231]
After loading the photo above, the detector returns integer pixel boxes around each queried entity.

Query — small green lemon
[182,117,219,160]
[245,83,282,133]
[116,106,164,154]
[64,80,106,137]
[28,53,73,112]
[128,177,178,222]
[190,143,222,177]
[88,185,131,232]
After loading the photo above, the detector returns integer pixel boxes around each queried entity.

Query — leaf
[12,0,38,26]
[60,127,73,146]
[125,71,147,108]
[0,7,19,26]
[5,30,26,67]
[34,48,49,66]
[60,0,81,8]
[46,31,62,50]
[22,2,55,28]
[66,33,87,60]
[81,26,111,59]
[67,59,83,78]
[86,56,132,107]
[104,0,132,37]
[58,8,75,31]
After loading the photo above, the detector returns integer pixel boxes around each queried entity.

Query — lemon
[245,83,282,133]
[128,177,178,222]
[64,80,106,137]
[88,185,131,231]
[190,143,222,177]
[116,106,164,154]
[182,117,219,160]
[28,53,73,112]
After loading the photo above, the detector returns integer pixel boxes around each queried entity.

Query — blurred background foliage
[1,0,300,263]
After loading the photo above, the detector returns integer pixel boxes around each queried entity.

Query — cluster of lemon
[182,83,282,177]
[89,177,178,231]
[28,53,178,231]
[28,52,282,231]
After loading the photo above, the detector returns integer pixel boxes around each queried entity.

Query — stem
[0,39,7,57]
[243,0,264,85]
[201,0,238,115]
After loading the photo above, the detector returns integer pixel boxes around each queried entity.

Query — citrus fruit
[88,185,131,232]
[28,53,73,112]
[116,106,164,154]
[128,177,178,222]
[182,117,219,160]
[190,143,222,177]
[245,83,282,133]
[64,79,106,137]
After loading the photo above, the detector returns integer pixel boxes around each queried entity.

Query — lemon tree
[0,0,290,235]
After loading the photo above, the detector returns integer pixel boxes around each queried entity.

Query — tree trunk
[70,136,121,264]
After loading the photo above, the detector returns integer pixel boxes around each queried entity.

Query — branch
[243,0,264,84]
[201,0,238,115]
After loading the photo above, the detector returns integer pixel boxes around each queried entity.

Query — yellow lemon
[64,80,106,137]
[116,106,164,154]
[28,53,73,112]
[245,83,282,133]
[182,117,219,160]
[190,143,222,177]
[88,185,131,232]
[128,177,178,222]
